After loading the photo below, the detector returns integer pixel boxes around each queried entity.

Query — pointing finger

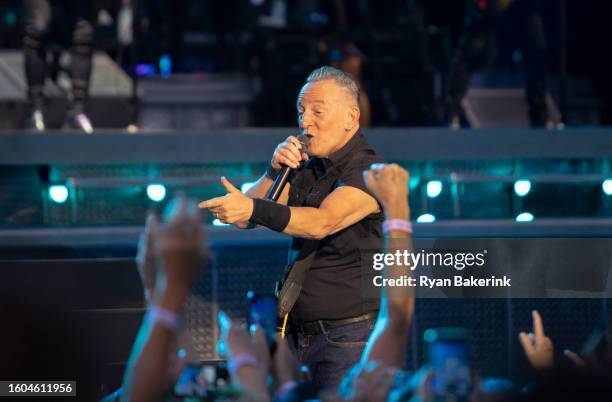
[532,310,545,340]
[220,176,240,194]
[199,197,224,209]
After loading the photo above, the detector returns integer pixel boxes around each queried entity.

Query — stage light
[146,184,166,202]
[159,54,172,77]
[514,179,531,197]
[212,219,230,227]
[416,213,436,223]
[515,212,534,222]
[241,181,256,193]
[423,328,437,343]
[135,64,155,76]
[603,179,612,195]
[4,11,17,26]
[426,180,442,198]
[48,185,68,204]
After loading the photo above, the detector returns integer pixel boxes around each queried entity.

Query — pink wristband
[275,380,298,399]
[382,219,413,234]
[149,306,180,331]
[228,354,259,376]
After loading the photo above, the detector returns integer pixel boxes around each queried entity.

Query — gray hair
[306,66,360,104]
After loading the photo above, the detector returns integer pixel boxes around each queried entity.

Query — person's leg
[23,0,52,129]
[300,319,375,392]
[446,7,490,128]
[66,1,94,118]
[519,1,549,126]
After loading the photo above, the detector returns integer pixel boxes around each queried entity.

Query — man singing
[200,66,384,389]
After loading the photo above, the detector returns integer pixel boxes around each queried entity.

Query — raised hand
[271,336,301,389]
[136,213,159,303]
[155,195,208,310]
[518,310,554,370]
[217,311,270,400]
[363,163,410,219]
[347,361,397,402]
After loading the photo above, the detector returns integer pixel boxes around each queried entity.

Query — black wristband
[266,162,281,180]
[249,198,291,232]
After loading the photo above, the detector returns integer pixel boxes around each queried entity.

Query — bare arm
[360,164,414,367]
[244,174,290,205]
[283,185,380,239]
[122,197,206,402]
[121,288,187,402]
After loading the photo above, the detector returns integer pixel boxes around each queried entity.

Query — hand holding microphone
[270,135,310,170]
[266,134,310,201]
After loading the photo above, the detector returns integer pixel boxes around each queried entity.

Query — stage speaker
[0,50,135,129]
[462,88,560,127]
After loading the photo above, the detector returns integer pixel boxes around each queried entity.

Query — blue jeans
[287,318,376,391]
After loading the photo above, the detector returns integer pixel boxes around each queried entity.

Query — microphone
[265,134,310,201]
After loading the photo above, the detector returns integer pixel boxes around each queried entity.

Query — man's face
[297,79,357,157]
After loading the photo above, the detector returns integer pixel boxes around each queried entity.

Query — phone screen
[247,292,278,352]
[426,330,472,400]
[173,362,227,398]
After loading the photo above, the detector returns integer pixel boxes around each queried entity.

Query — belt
[290,311,378,336]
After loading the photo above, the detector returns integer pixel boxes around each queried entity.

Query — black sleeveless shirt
[287,131,385,322]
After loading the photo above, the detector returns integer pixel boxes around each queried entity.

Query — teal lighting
[416,213,436,223]
[426,180,443,198]
[603,179,612,196]
[48,185,69,204]
[515,212,534,222]
[212,218,230,227]
[514,180,531,197]
[423,328,438,343]
[241,181,256,193]
[146,184,166,202]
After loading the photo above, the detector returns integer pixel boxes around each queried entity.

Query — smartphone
[247,291,278,353]
[424,327,472,401]
[173,361,229,399]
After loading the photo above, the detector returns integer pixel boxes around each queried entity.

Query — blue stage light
[241,181,256,193]
[514,180,531,197]
[515,212,534,222]
[426,180,442,198]
[603,179,612,196]
[48,185,69,204]
[416,213,436,223]
[146,184,166,202]
[212,219,230,227]
[159,54,172,77]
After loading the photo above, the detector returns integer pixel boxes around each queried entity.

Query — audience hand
[346,361,397,402]
[519,310,554,370]
[363,163,410,219]
[136,213,159,303]
[218,311,270,401]
[154,195,207,311]
[271,335,300,388]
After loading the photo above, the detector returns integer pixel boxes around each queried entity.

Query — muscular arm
[283,186,380,239]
